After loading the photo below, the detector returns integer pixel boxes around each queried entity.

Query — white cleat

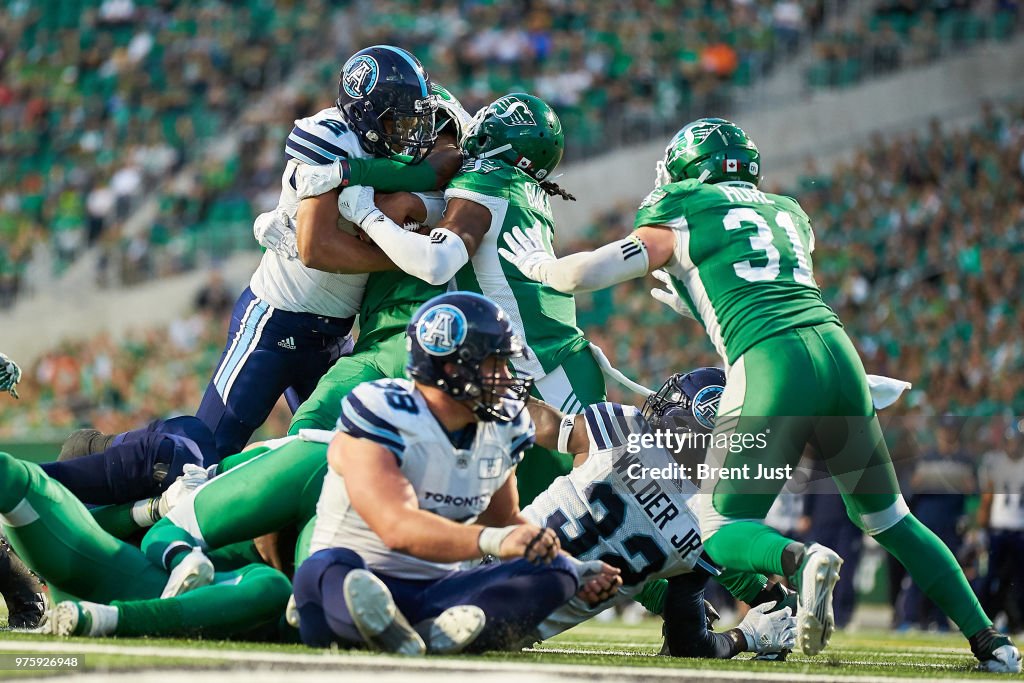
[46,601,118,637]
[416,605,486,654]
[343,569,424,656]
[979,644,1022,673]
[796,543,843,656]
[285,594,301,629]
[161,547,215,599]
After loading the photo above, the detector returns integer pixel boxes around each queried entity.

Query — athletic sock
[874,514,990,638]
[703,522,795,577]
[636,579,667,614]
[113,564,291,639]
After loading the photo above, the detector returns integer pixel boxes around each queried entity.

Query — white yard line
[0,640,964,683]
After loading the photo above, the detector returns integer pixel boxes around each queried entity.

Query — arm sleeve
[360,211,469,286]
[662,572,744,659]
[534,235,650,294]
[346,157,439,192]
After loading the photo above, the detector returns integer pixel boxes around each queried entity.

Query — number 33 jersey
[310,379,535,580]
[634,179,839,366]
[523,402,707,637]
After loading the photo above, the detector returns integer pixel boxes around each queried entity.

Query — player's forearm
[377,509,488,563]
[296,197,395,273]
[535,238,650,294]
[346,147,462,192]
[662,573,744,659]
[361,213,469,285]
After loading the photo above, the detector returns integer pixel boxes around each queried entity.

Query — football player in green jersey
[499,118,1019,672]
[335,93,609,504]
[0,451,291,639]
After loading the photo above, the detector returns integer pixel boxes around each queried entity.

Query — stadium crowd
[2,0,832,306]
[807,0,1021,88]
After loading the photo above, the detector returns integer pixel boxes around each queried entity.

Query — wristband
[131,497,161,527]
[478,525,518,557]
[557,413,576,454]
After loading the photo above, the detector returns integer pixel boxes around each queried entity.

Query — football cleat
[285,594,301,629]
[343,569,424,656]
[971,627,1022,673]
[415,605,486,654]
[1,537,48,630]
[794,543,843,656]
[47,601,118,637]
[160,547,215,599]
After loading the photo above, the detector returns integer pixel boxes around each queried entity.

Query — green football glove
[0,352,22,399]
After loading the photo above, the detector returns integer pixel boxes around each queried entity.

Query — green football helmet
[431,83,473,144]
[463,93,564,181]
[657,118,761,187]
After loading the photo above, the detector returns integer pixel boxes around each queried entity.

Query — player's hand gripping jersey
[634,179,839,366]
[248,109,371,318]
[311,379,535,579]
[523,402,708,638]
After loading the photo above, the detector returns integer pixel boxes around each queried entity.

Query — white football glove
[158,464,210,518]
[498,225,554,283]
[295,158,347,199]
[0,352,22,399]
[337,185,379,227]
[650,269,696,319]
[253,209,298,260]
[736,602,796,655]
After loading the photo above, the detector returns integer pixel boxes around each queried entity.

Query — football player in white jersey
[196,45,463,460]
[522,368,797,659]
[292,292,620,656]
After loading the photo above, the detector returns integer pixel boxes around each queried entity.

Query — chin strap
[588,343,654,397]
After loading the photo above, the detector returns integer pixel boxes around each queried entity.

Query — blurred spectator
[194,269,234,320]
[977,421,1024,632]
[898,417,976,630]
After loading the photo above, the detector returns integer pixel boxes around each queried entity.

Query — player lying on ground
[499,117,1020,672]
[522,367,796,659]
[0,451,291,639]
[292,292,620,655]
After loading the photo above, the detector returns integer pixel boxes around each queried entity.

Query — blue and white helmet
[407,292,532,422]
[336,45,438,163]
[641,367,726,433]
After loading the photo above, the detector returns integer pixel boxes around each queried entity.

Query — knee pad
[856,495,910,536]
[293,548,366,604]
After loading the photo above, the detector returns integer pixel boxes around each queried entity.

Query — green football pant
[519,345,607,505]
[699,322,989,637]
[142,439,328,571]
[288,330,406,433]
[0,452,290,639]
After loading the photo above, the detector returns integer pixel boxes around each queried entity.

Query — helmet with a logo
[431,83,473,145]
[336,45,438,163]
[641,367,727,434]
[406,292,532,422]
[656,118,760,187]
[462,93,564,181]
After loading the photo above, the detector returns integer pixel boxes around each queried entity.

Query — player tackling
[500,117,1020,672]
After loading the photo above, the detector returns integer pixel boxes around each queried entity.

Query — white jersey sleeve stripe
[286,137,333,165]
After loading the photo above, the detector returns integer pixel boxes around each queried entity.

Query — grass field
[1,604,1010,682]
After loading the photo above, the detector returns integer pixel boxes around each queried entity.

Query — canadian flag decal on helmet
[724,158,739,172]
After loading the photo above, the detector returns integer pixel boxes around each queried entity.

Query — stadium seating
[806,2,1021,89]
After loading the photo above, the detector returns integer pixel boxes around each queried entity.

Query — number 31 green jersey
[634,179,839,365]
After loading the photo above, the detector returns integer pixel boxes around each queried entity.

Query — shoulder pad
[286,108,359,165]
[336,380,414,459]
[582,402,644,450]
